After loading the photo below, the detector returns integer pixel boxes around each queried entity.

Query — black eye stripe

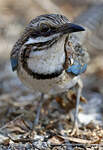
[30,24,57,38]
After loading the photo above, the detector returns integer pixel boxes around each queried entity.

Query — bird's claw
[70,123,79,136]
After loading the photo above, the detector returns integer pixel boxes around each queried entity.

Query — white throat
[27,35,66,75]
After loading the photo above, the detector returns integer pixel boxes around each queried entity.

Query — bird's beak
[60,23,85,34]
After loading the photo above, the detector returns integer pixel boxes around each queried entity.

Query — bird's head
[11,14,85,73]
[26,14,85,43]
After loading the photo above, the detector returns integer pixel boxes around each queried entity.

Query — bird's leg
[56,75,83,135]
[52,75,83,134]
[71,78,83,135]
[34,93,44,126]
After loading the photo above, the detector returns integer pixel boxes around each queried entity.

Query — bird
[10,14,88,133]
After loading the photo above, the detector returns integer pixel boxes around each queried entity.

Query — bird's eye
[40,23,50,32]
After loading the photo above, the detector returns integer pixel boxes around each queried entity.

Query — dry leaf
[0,134,10,145]
[48,135,64,145]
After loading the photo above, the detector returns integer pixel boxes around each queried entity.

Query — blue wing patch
[67,60,87,75]
[10,57,18,71]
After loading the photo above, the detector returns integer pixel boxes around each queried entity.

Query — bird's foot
[70,122,79,136]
